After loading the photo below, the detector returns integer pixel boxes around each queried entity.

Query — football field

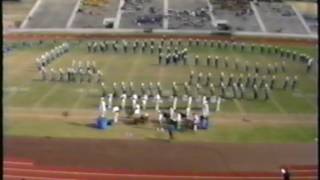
[3,38,318,143]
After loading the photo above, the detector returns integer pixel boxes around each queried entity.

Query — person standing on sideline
[177,112,182,130]
[157,111,164,131]
[99,97,107,118]
[112,106,120,123]
[193,113,200,132]
[120,93,127,110]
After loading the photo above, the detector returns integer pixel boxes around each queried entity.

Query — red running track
[3,158,318,180]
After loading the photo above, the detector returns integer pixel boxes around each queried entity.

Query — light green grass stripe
[71,86,91,110]
[233,99,246,115]
[269,96,287,114]
[32,84,61,108]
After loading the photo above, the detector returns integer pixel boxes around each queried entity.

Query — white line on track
[66,0,82,28]
[291,169,318,172]
[4,168,284,179]
[4,175,76,180]
[250,2,267,32]
[4,161,34,166]
[20,0,43,28]
[114,0,124,29]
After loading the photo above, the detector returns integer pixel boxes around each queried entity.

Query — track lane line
[4,161,34,166]
[4,174,77,180]
[3,167,286,179]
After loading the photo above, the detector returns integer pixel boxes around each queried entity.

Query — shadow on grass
[131,125,152,130]
[145,137,171,143]
[31,79,44,82]
[68,122,96,129]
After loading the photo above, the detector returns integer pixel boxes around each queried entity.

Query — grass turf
[5,118,317,143]
[3,39,318,143]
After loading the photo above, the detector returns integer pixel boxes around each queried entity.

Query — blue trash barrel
[96,117,108,130]
[200,118,209,130]
[202,119,209,129]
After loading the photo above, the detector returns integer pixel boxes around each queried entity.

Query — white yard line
[32,84,61,109]
[70,54,94,110]
[114,0,124,29]
[206,0,216,27]
[4,83,33,101]
[290,4,312,34]
[270,96,287,114]
[233,99,246,115]
[163,0,169,29]
[5,113,95,120]
[20,0,43,28]
[71,84,96,111]
[66,0,82,28]
[250,2,267,32]
[6,107,95,113]
[70,89,86,111]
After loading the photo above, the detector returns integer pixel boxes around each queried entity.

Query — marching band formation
[31,38,314,133]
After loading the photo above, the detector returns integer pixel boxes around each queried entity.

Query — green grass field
[3,39,318,143]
